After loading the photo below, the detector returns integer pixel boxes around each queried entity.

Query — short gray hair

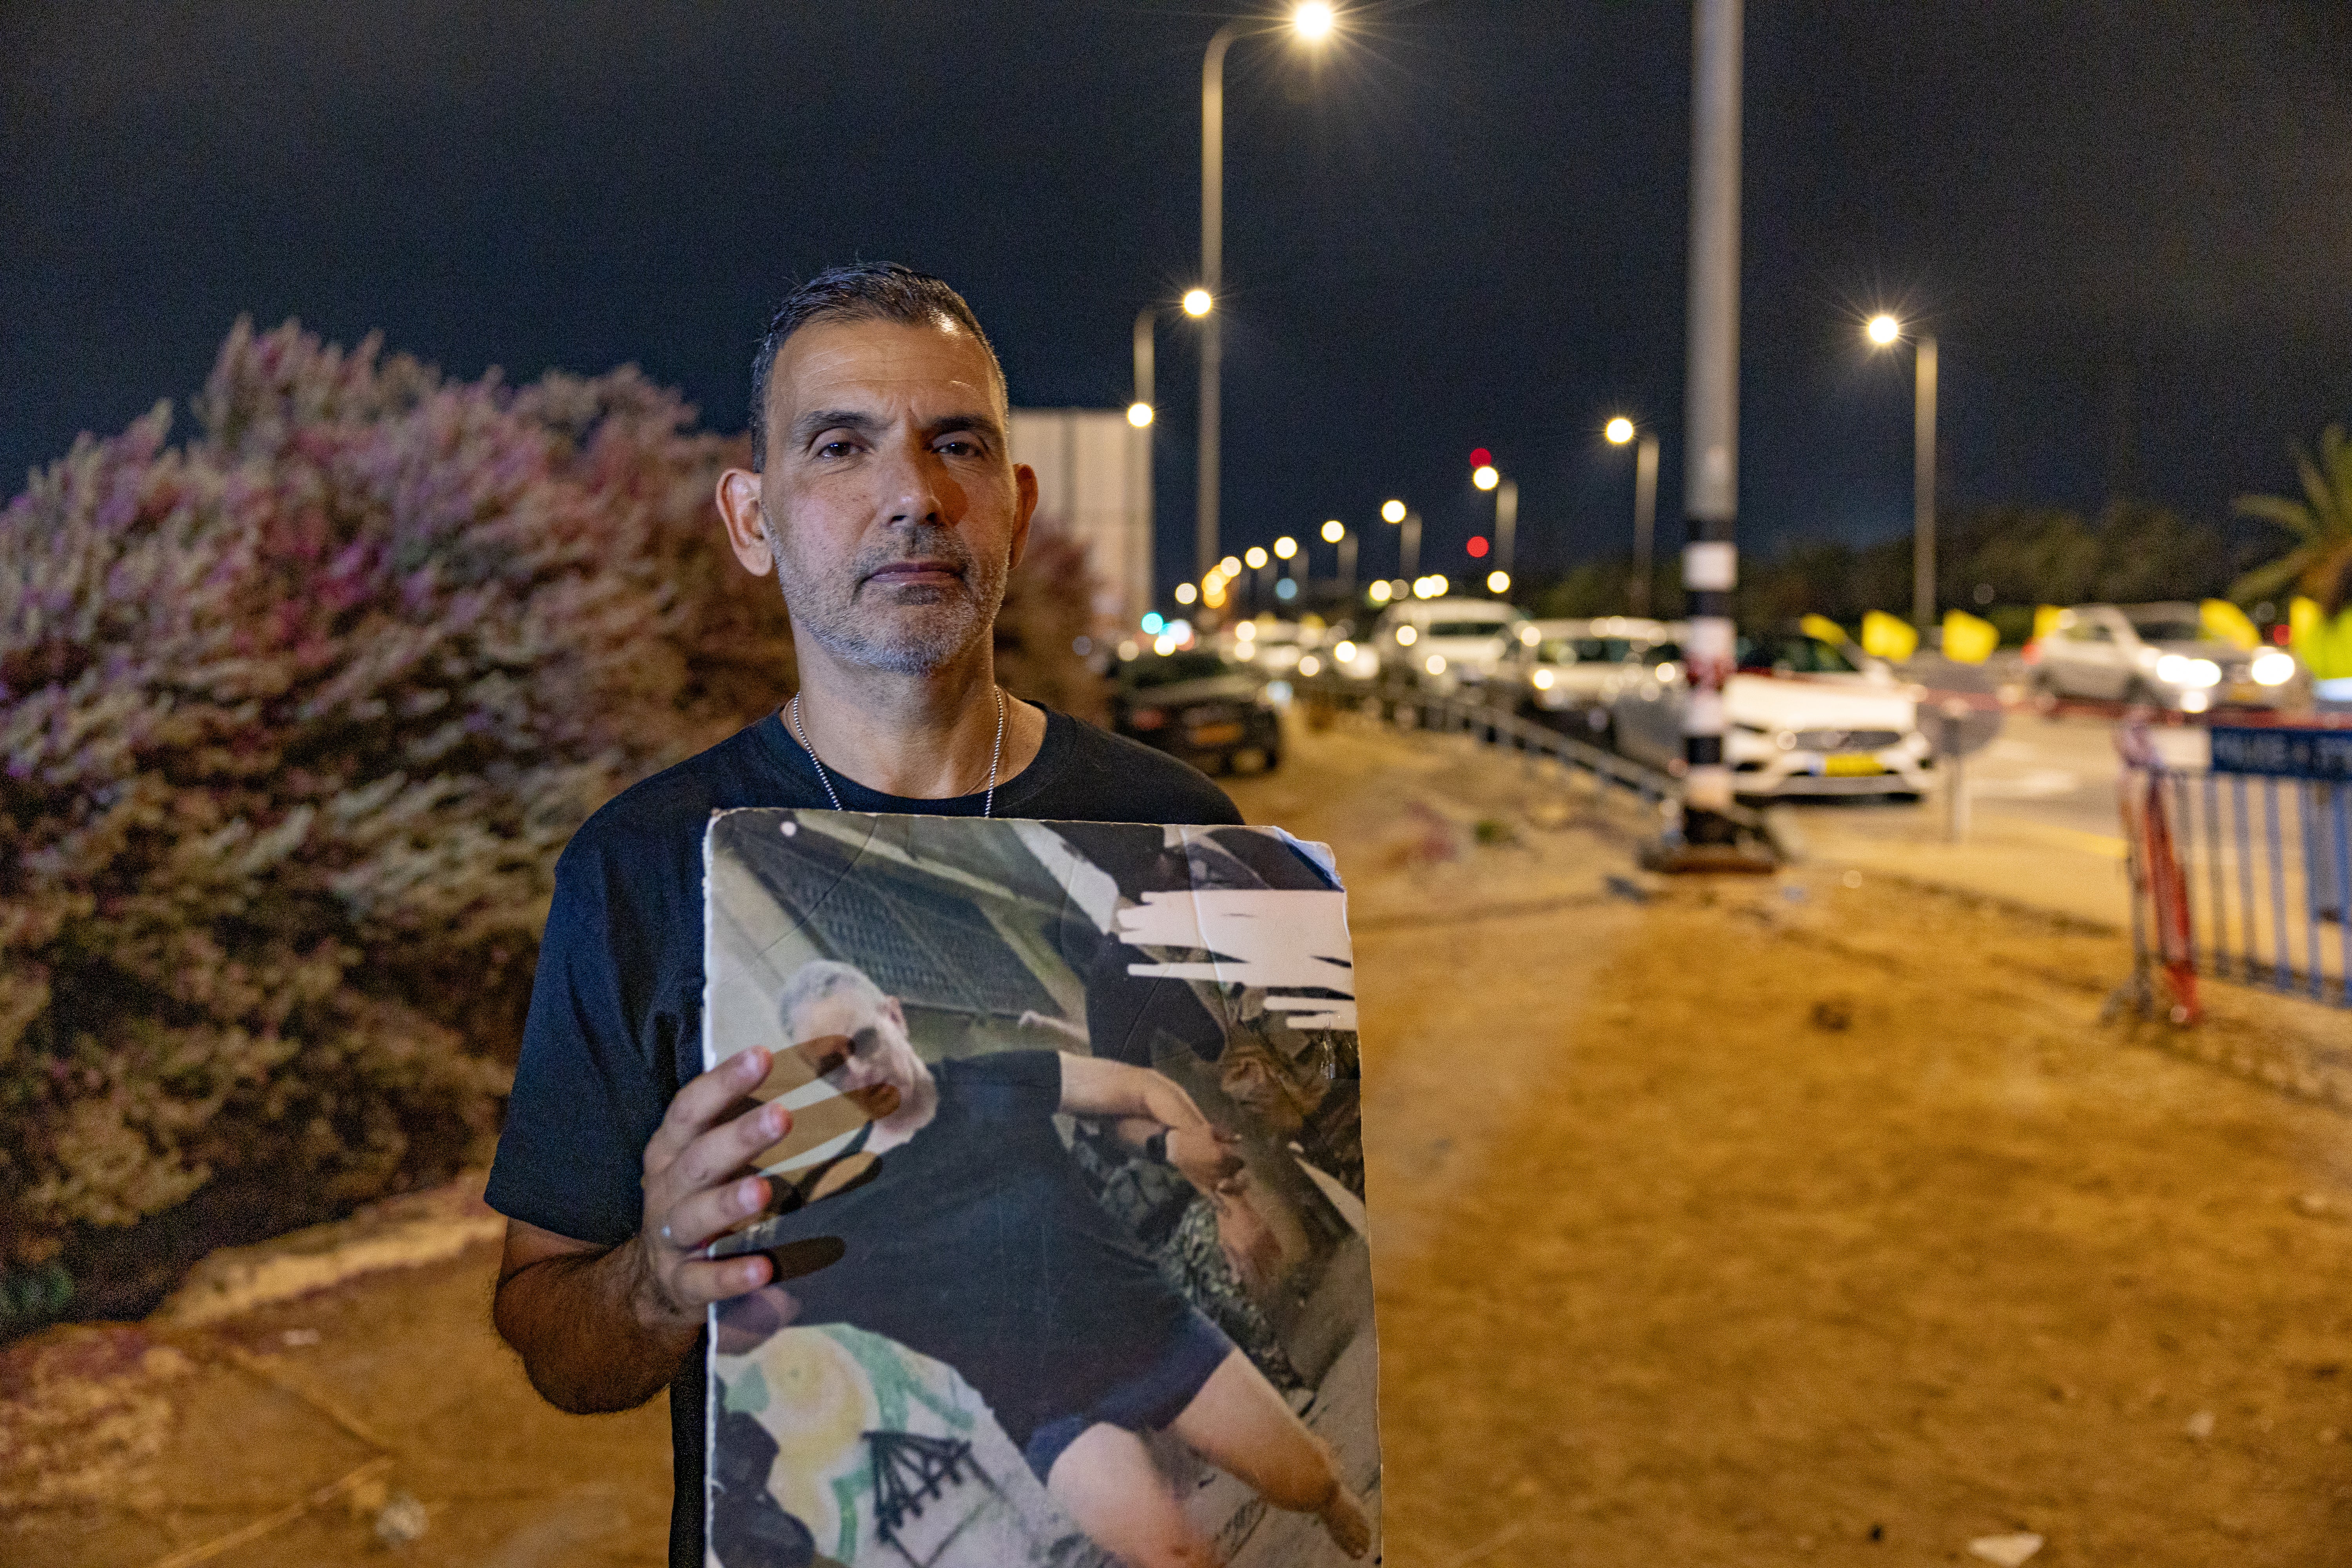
[747,261,1005,472]
[778,959,887,1033]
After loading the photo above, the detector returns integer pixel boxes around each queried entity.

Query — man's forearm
[494,1238,700,1414]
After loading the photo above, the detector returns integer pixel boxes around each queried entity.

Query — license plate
[1189,722,1245,746]
[1822,755,1886,777]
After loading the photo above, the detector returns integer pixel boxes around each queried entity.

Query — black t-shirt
[483,705,1241,1568]
[731,1051,1196,1445]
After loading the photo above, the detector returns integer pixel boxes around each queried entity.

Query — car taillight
[1128,707,1168,731]
[2020,640,2040,664]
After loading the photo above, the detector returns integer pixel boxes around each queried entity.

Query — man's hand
[494,1045,816,1414]
[632,1045,804,1329]
[1167,1123,1247,1196]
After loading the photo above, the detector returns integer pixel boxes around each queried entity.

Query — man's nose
[877,436,951,529]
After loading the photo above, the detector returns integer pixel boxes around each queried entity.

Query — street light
[1183,289,1213,318]
[1320,518,1356,594]
[1865,313,1939,633]
[1381,498,1420,580]
[1198,10,1338,581]
[1272,536,1297,559]
[1174,581,1198,605]
[1468,452,1519,574]
[1606,417,1662,615]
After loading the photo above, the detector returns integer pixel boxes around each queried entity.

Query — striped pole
[1680,0,1742,843]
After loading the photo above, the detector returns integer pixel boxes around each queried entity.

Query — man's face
[740,316,1036,675]
[790,988,927,1102]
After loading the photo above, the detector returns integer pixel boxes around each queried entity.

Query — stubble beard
[761,510,1008,677]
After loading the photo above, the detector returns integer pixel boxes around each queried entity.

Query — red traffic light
[1468,447,1492,468]
[1466,537,1490,559]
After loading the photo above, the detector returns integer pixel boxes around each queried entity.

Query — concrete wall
[1009,408,1151,633]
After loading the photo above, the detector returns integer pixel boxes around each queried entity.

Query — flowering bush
[1,319,1103,1303]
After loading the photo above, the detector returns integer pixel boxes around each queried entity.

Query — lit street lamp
[1469,450,1518,575]
[1607,416,1662,615]
[1198,6,1339,580]
[1321,517,1356,595]
[1866,313,1938,633]
[1381,497,1420,581]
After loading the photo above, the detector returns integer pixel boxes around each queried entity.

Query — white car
[1608,630,1932,797]
[1369,599,1529,691]
[1492,617,1671,735]
[1224,617,1314,676]
[2027,602,2299,713]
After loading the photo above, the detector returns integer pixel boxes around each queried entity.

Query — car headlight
[1531,668,1555,690]
[1334,640,1357,662]
[1425,654,1447,675]
[2154,653,2220,688]
[2252,650,2295,686]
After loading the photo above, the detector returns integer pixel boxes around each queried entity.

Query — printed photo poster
[701,809,1379,1568]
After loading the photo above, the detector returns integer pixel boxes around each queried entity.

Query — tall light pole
[1381,497,1419,581]
[1322,518,1355,596]
[1130,308,1158,428]
[1866,313,1938,633]
[1607,417,1662,616]
[1471,456,1517,577]
[1679,0,1743,843]
[1198,5,1338,583]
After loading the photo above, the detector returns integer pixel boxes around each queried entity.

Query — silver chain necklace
[788,688,1008,818]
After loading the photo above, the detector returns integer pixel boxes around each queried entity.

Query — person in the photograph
[715,959,1370,1565]
[482,263,1268,1568]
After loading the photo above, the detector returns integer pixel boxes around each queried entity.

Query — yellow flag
[1941,609,1999,664]
[1798,613,1849,647]
[2290,596,2352,681]
[2198,599,2259,650]
[1860,610,1919,663]
[2032,604,2065,644]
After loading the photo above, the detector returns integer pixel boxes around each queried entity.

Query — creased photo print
[700,809,1379,1568]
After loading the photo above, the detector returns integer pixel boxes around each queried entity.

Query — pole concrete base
[1639,837,1779,875]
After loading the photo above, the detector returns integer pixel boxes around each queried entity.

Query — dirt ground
[7,712,2350,1566]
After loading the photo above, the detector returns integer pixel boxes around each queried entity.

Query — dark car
[1112,650,1283,775]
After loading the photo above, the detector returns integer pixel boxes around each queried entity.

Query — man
[710,961,1369,1566]
[488,263,1254,1566]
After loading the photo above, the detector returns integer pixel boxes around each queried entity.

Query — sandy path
[5,713,2347,1566]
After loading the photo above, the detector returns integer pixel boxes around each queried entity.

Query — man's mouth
[863,559,967,590]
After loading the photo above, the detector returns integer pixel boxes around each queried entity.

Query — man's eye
[936,438,983,457]
[817,440,857,458]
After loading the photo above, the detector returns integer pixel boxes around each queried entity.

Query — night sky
[7,1,2350,599]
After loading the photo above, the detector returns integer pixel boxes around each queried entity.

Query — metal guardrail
[2119,722,2350,1014]
[1292,675,1765,833]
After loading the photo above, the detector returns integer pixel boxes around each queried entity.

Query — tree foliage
[0,319,1103,1292]
[2232,424,2352,616]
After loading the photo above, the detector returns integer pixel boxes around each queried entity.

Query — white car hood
[1726,673,1915,731]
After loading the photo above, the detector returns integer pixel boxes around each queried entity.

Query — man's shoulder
[561,714,808,873]
[1017,712,1245,827]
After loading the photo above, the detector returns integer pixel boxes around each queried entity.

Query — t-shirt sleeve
[951,1049,1066,1123]
[485,827,689,1247]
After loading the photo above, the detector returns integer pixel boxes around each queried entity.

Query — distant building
[1009,409,1151,634]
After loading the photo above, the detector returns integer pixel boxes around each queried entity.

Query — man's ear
[1007,462,1040,573]
[716,467,775,577]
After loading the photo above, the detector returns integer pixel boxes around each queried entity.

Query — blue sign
[2210,726,2352,782]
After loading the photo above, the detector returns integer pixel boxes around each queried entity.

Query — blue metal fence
[2122,722,2352,1011]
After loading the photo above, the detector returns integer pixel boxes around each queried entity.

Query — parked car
[1492,617,1671,736]
[1112,649,1283,774]
[1608,633,1931,798]
[1225,617,1314,676]
[2026,602,2300,713]
[1368,598,1529,691]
